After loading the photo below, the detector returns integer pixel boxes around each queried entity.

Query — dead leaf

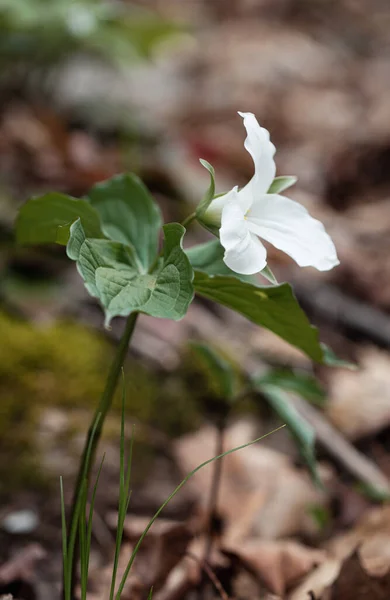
[224,539,325,596]
[288,557,340,600]
[175,421,328,542]
[0,544,46,585]
[0,544,45,600]
[330,550,390,600]
[327,347,390,440]
[97,516,194,599]
[290,506,390,599]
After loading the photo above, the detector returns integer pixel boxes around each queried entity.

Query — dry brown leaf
[290,506,390,599]
[224,539,325,596]
[288,558,340,600]
[327,347,390,440]
[0,544,46,585]
[175,421,327,541]
[152,559,195,600]
[330,550,390,600]
[100,516,194,599]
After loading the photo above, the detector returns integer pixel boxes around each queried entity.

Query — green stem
[181,212,197,228]
[65,311,139,600]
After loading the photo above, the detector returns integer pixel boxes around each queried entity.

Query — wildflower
[204,112,339,275]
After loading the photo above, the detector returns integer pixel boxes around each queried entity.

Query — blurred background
[1,1,390,598]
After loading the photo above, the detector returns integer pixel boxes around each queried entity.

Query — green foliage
[193,271,325,362]
[189,342,237,401]
[259,368,327,407]
[321,344,357,370]
[67,220,194,326]
[87,173,162,272]
[187,239,253,282]
[307,504,330,531]
[252,377,319,484]
[355,482,390,503]
[16,174,194,326]
[16,193,104,246]
[0,0,181,68]
[187,238,277,284]
[268,176,298,194]
[15,171,343,364]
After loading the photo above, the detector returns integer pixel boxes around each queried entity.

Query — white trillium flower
[204,112,339,276]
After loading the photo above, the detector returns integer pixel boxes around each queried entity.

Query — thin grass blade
[60,477,69,600]
[65,412,102,596]
[86,453,106,577]
[109,375,134,600]
[79,479,88,600]
[115,425,286,599]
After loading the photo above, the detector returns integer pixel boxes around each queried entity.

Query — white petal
[219,192,246,250]
[245,193,339,271]
[220,198,267,274]
[238,111,276,196]
[223,232,267,275]
[204,186,245,227]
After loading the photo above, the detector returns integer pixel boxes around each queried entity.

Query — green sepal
[196,159,215,218]
[195,160,219,236]
[268,176,298,194]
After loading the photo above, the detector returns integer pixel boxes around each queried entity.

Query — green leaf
[87,173,162,272]
[268,176,297,194]
[355,482,390,503]
[16,193,104,246]
[67,220,194,326]
[321,344,357,370]
[193,272,324,362]
[258,368,326,407]
[307,504,330,530]
[253,379,319,484]
[189,341,237,400]
[186,239,277,284]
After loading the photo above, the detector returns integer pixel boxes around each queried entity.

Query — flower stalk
[65,311,139,600]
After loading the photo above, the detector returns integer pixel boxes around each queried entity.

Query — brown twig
[186,551,230,600]
[203,417,225,566]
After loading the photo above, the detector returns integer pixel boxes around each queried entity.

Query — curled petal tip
[238,110,254,119]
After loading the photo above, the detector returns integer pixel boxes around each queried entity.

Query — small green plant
[15,110,347,596]
[60,370,285,599]
[0,0,181,68]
